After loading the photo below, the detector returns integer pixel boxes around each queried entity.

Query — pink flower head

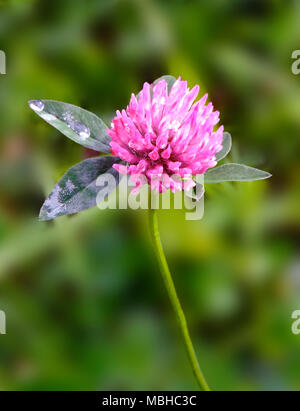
[107,77,223,193]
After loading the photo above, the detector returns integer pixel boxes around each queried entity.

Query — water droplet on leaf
[29,100,44,112]
[73,121,90,139]
[62,112,90,140]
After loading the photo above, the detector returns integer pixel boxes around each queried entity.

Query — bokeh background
[0,0,299,391]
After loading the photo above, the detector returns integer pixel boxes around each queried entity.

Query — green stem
[148,208,210,391]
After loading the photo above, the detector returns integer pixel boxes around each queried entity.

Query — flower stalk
[148,207,210,391]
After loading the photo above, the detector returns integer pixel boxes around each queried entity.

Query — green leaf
[39,156,121,220]
[153,75,177,93]
[28,100,111,152]
[204,163,272,183]
[138,75,176,101]
[215,132,232,161]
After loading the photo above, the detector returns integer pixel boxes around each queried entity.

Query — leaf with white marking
[39,156,121,220]
[216,132,232,161]
[153,75,177,93]
[205,163,271,183]
[28,100,111,152]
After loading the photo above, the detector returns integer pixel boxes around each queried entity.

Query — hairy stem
[148,208,210,391]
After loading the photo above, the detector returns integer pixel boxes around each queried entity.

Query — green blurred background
[0,0,299,390]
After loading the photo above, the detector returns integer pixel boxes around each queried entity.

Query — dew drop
[62,113,90,140]
[29,99,44,112]
[62,112,73,124]
[72,120,90,139]
[70,121,89,139]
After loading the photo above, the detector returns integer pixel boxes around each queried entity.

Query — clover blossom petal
[107,77,223,193]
